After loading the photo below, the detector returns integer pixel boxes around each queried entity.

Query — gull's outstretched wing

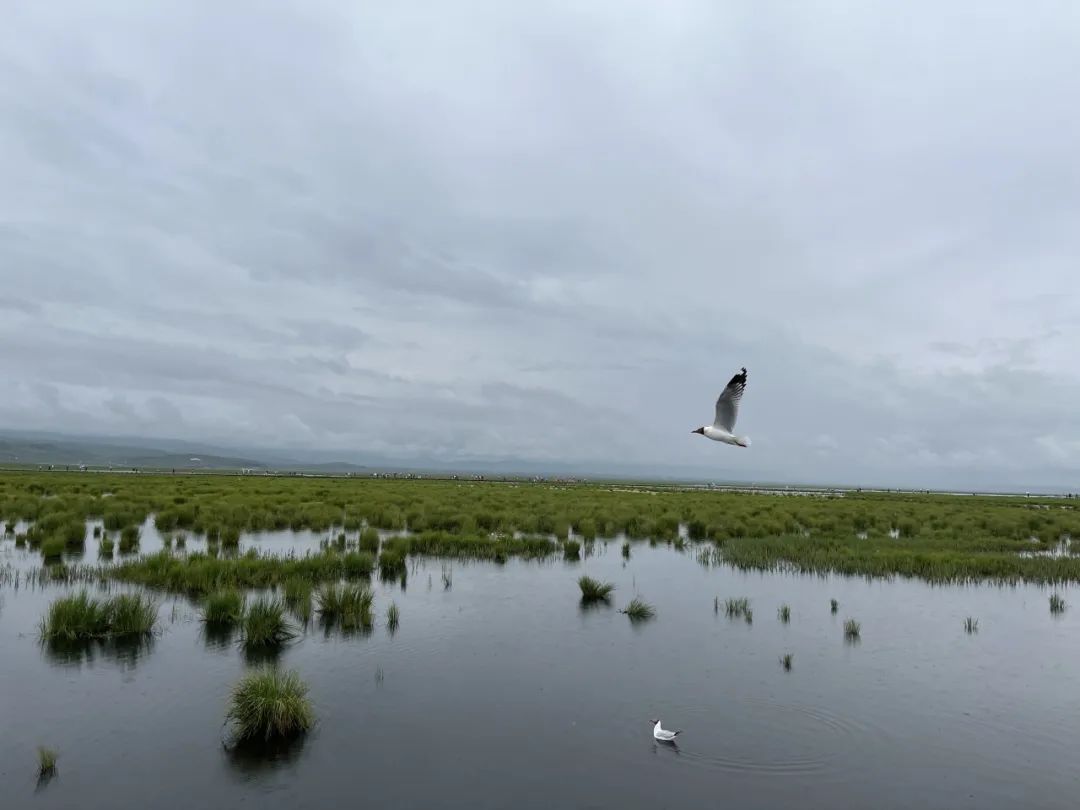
[714,367,748,432]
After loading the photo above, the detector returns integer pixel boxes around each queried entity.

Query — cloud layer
[2,1,1079,487]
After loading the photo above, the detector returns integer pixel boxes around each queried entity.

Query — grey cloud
[1,1,1079,488]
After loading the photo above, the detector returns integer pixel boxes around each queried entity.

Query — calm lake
[2,521,1079,809]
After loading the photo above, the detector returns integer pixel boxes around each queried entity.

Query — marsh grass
[963,616,979,634]
[781,653,793,671]
[202,589,245,627]
[386,600,399,632]
[713,595,719,614]
[378,549,407,582]
[41,537,65,561]
[37,747,57,777]
[1050,593,1067,614]
[778,604,791,623]
[225,669,314,742]
[830,598,839,614]
[99,537,115,556]
[724,597,751,619]
[744,608,753,625]
[621,541,631,560]
[241,598,296,648]
[577,575,615,603]
[39,591,157,640]
[358,527,380,553]
[316,583,374,631]
[621,597,655,620]
[844,618,861,641]
[118,525,140,554]
[441,566,453,590]
[564,540,581,561]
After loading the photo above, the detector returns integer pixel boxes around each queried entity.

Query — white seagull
[692,366,751,447]
[651,719,682,743]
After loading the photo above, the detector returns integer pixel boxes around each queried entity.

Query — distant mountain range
[0,429,1072,495]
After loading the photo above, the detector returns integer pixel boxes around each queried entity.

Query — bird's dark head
[650,718,658,725]
[691,427,705,435]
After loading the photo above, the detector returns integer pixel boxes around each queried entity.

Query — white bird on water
[651,719,681,742]
[692,366,751,448]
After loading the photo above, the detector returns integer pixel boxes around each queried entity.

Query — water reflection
[224,734,308,778]
[202,624,237,651]
[42,634,155,669]
[242,643,285,667]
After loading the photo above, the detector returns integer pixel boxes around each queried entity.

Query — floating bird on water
[652,719,681,743]
[692,367,751,447]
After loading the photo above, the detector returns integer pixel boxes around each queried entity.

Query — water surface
[2,528,1079,809]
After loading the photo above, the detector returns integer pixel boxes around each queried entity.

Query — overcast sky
[2,1,1079,488]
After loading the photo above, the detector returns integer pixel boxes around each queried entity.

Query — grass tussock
[778,604,791,623]
[830,598,839,614]
[358,527,380,553]
[241,597,296,648]
[226,669,314,742]
[564,540,581,561]
[621,597,655,620]
[316,583,374,631]
[202,589,245,627]
[724,597,751,619]
[386,600,399,632]
[39,591,157,640]
[577,575,615,603]
[780,653,793,671]
[37,747,57,777]
[1050,593,1067,614]
[963,616,979,634]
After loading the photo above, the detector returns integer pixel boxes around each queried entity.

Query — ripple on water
[654,695,891,778]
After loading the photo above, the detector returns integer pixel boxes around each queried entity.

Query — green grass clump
[621,597,655,620]
[963,616,979,634]
[221,527,241,548]
[316,583,374,631]
[283,577,313,607]
[39,591,157,640]
[107,593,159,635]
[118,525,140,554]
[578,575,615,603]
[564,540,581,561]
[241,598,295,648]
[378,549,406,581]
[202,589,245,627]
[830,598,839,614]
[844,618,861,641]
[781,653,793,671]
[225,669,314,742]
[386,600,399,632]
[343,551,375,578]
[724,597,751,618]
[358,528,380,553]
[621,541,631,560]
[37,746,57,777]
[41,536,65,561]
[99,537,115,556]
[3,521,12,534]
[1050,593,1067,614]
[778,604,791,623]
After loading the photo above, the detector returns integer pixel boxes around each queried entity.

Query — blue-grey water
[2,522,1079,809]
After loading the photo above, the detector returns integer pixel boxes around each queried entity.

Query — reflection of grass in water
[1050,593,1067,614]
[226,669,314,742]
[780,653,793,671]
[441,566,453,590]
[778,604,791,623]
[844,619,861,641]
[622,541,631,560]
[963,616,979,634]
[564,540,581,561]
[577,576,615,603]
[621,597,655,621]
[386,601,399,632]
[830,599,839,614]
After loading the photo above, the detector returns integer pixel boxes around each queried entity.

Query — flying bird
[692,367,751,447]
[651,719,681,743]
